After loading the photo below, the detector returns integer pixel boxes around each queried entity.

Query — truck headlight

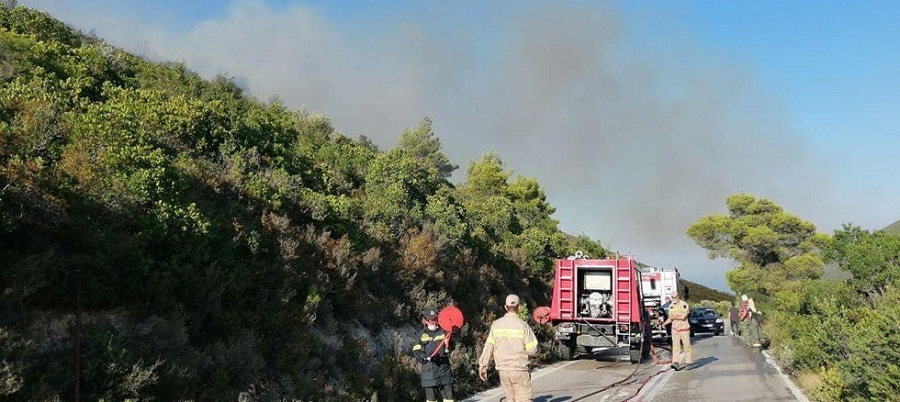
[716,318,723,323]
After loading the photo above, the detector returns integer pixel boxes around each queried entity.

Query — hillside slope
[0,6,608,400]
[682,279,733,302]
[882,219,900,235]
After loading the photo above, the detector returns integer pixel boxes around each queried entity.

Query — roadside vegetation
[689,193,900,401]
[0,6,609,400]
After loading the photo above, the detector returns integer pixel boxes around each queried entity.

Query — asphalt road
[464,333,808,402]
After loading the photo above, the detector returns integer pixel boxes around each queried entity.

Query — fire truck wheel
[555,341,576,360]
[629,349,642,364]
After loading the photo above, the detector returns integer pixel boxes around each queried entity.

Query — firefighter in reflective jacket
[413,309,454,402]
[478,295,539,402]
[662,292,693,371]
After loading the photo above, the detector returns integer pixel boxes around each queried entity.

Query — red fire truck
[544,252,650,363]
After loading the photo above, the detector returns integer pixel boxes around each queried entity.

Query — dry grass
[795,370,822,393]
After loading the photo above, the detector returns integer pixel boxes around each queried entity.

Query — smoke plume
[21,0,836,290]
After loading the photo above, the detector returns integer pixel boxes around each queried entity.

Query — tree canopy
[687,193,828,296]
[397,117,457,180]
[827,224,900,299]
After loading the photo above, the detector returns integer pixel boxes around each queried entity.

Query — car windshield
[692,309,718,318]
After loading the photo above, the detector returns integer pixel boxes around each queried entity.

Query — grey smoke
[21,0,837,290]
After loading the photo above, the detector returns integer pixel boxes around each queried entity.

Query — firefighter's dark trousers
[424,384,453,402]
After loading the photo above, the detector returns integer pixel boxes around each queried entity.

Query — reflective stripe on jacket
[478,312,538,372]
[413,327,452,387]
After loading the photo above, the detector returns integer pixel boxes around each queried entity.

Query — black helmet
[422,309,438,320]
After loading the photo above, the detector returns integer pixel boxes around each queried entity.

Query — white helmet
[741,294,748,301]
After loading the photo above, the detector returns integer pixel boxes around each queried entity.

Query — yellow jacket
[667,300,690,332]
[478,313,538,372]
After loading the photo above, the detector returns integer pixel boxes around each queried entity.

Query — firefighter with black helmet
[413,308,454,402]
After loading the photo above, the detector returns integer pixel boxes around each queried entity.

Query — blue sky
[672,2,900,146]
[625,1,900,166]
[21,0,899,291]
[623,1,900,219]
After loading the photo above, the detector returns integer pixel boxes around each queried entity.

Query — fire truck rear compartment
[576,268,613,319]
[570,268,633,348]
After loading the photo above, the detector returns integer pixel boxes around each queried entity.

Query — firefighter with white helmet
[662,291,693,370]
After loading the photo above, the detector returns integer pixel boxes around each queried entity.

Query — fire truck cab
[547,253,650,363]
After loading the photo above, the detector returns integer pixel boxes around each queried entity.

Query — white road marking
[635,368,672,401]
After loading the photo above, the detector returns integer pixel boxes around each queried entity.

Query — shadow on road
[535,396,573,402]
[690,355,719,369]
[689,334,730,346]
